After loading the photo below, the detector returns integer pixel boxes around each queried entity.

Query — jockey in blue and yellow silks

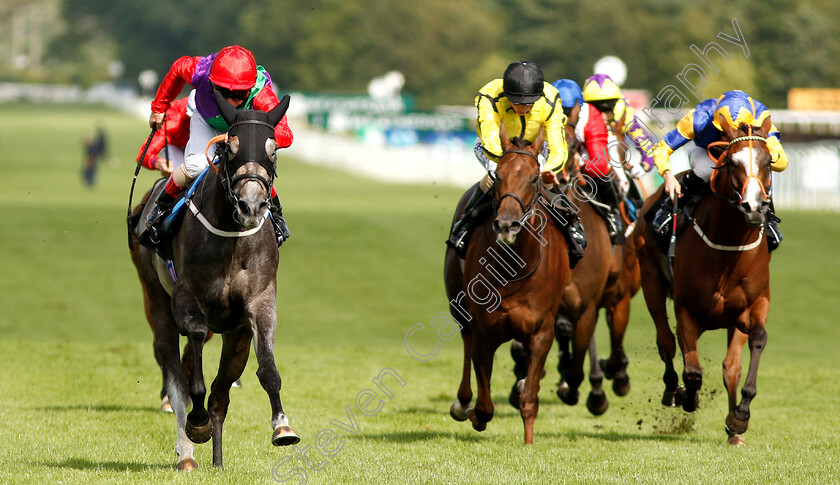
[447,61,583,257]
[651,90,788,250]
[582,74,656,182]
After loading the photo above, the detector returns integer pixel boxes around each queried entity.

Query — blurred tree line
[1,0,838,108]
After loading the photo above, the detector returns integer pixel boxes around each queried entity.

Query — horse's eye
[531,174,540,184]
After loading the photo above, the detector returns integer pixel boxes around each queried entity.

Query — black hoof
[661,386,685,408]
[612,375,631,396]
[508,383,521,410]
[556,383,579,406]
[272,426,301,446]
[586,391,609,416]
[186,417,212,444]
[682,390,700,413]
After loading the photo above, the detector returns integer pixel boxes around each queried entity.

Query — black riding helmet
[503,61,544,104]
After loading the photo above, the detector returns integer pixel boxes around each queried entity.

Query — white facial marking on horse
[731,147,762,212]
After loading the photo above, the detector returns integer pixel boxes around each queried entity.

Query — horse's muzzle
[234,199,270,229]
[740,199,769,227]
[494,216,523,245]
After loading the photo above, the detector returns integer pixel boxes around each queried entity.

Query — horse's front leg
[519,319,554,444]
[638,250,682,406]
[723,327,748,445]
[602,292,632,396]
[468,330,500,432]
[208,327,252,467]
[558,305,598,408]
[450,323,473,421]
[553,314,573,403]
[250,295,300,447]
[675,306,703,412]
[726,303,769,445]
[172,288,212,445]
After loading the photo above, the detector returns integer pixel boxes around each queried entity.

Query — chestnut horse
[509,129,641,416]
[634,116,775,445]
[444,130,570,444]
[131,91,299,469]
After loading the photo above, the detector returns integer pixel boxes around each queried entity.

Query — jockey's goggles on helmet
[590,99,618,113]
[215,86,250,101]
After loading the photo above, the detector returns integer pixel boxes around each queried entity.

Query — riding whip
[667,193,678,260]
[126,124,158,249]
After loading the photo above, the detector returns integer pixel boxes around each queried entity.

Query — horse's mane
[510,137,531,149]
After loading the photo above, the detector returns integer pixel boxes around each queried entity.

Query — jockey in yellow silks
[650,90,788,251]
[447,60,581,257]
[582,74,656,190]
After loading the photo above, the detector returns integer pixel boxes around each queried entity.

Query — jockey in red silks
[650,90,788,251]
[582,74,656,194]
[553,78,626,243]
[137,97,191,178]
[143,45,293,247]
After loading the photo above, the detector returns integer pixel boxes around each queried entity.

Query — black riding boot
[269,195,291,248]
[652,171,706,237]
[447,187,489,257]
[766,199,782,252]
[595,178,625,244]
[145,191,176,244]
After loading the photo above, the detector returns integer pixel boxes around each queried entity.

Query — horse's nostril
[740,201,752,211]
[509,221,522,235]
[237,200,251,216]
[493,219,501,232]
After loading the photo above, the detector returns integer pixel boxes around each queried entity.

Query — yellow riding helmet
[582,74,622,102]
[712,90,770,131]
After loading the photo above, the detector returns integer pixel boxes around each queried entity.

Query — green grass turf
[0,103,838,484]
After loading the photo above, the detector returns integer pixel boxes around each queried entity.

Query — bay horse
[131,91,299,469]
[634,116,775,445]
[509,128,641,416]
[444,129,571,444]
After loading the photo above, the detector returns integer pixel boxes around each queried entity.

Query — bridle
[492,149,541,215]
[706,125,770,211]
[205,119,277,210]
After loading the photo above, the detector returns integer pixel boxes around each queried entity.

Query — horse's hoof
[612,375,631,397]
[598,358,615,379]
[586,391,609,416]
[450,401,469,421]
[186,418,212,444]
[161,396,173,413]
[727,434,745,446]
[467,408,486,432]
[662,387,685,408]
[232,379,242,389]
[682,390,700,413]
[272,426,301,446]
[725,414,749,436]
[556,383,578,406]
[508,385,521,410]
[176,458,198,471]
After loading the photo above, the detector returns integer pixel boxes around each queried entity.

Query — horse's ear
[758,115,773,137]
[718,114,738,140]
[499,121,511,150]
[268,95,290,127]
[214,89,238,126]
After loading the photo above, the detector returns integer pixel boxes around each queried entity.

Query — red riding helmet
[209,45,257,91]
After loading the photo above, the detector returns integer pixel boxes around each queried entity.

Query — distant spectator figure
[82,126,107,187]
